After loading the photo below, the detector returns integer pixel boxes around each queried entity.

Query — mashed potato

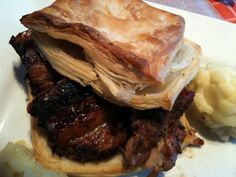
[0,141,68,177]
[191,64,236,141]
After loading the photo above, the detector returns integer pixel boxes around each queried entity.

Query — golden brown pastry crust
[20,0,202,110]
[21,0,184,82]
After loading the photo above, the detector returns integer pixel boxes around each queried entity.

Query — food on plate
[190,64,236,141]
[20,0,201,110]
[0,141,67,177]
[9,0,203,176]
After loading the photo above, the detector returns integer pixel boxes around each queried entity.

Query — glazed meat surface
[43,93,131,161]
[10,30,61,95]
[27,78,93,118]
[29,80,132,161]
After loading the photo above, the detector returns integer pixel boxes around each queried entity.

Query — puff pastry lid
[21,0,185,82]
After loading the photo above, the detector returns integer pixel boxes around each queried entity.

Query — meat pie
[10,0,203,176]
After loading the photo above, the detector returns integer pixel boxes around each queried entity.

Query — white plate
[0,1,236,177]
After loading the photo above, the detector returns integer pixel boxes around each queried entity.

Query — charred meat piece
[32,87,131,162]
[9,30,61,95]
[45,96,131,161]
[27,73,131,161]
[27,78,93,118]
[125,89,201,169]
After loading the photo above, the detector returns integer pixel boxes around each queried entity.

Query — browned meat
[25,72,132,161]
[125,111,166,167]
[27,78,93,118]
[45,96,131,161]
[29,80,131,161]
[9,30,61,95]
[125,89,202,169]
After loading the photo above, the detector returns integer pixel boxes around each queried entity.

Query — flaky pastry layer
[21,0,185,82]
[32,31,201,110]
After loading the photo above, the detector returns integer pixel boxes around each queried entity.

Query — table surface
[146,0,220,18]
